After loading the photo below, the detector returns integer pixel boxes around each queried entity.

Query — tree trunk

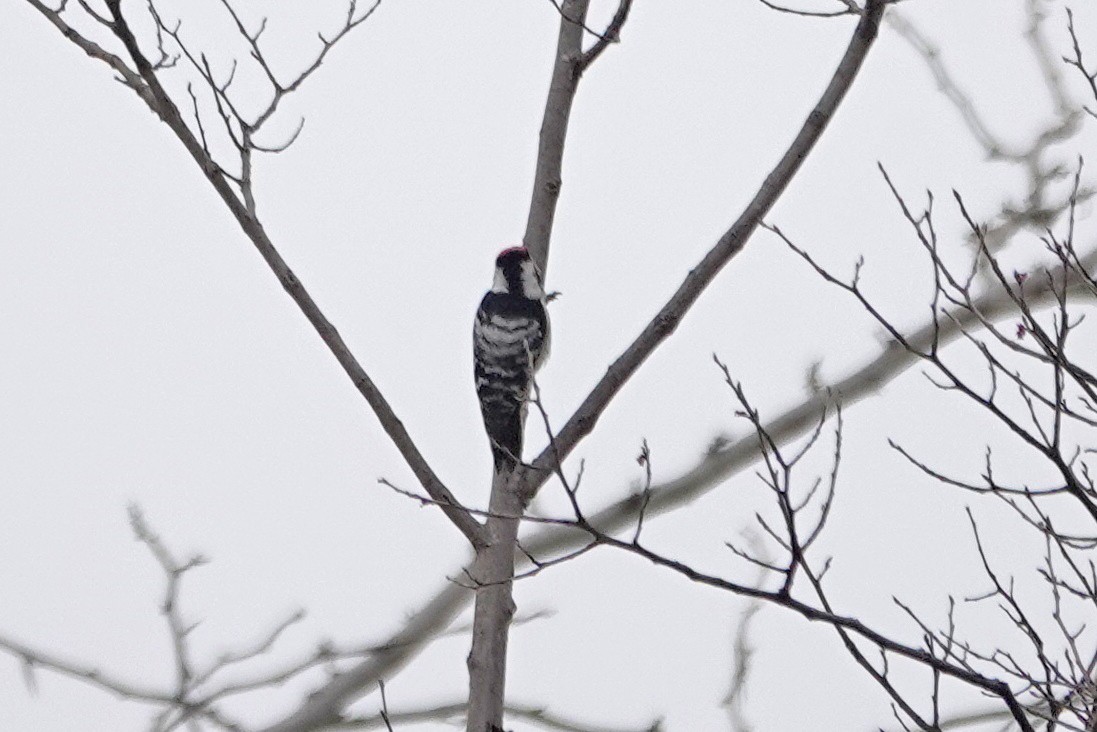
[465,471,523,731]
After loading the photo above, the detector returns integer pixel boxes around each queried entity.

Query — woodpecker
[473,246,551,472]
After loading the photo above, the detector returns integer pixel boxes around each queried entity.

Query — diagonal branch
[519,0,888,504]
[61,0,488,549]
[583,526,1035,731]
[26,0,484,546]
[24,0,154,107]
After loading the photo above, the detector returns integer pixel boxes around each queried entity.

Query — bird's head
[491,246,545,300]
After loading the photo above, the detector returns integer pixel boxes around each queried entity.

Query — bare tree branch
[0,632,175,705]
[576,0,634,73]
[466,0,640,726]
[128,505,207,699]
[888,3,1088,253]
[1,504,522,731]
[523,0,590,279]
[518,0,887,505]
[35,0,488,549]
[1065,8,1097,120]
[23,0,154,106]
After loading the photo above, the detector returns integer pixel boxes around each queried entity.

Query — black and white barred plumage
[473,247,550,472]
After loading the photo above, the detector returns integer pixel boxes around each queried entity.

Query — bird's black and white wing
[473,292,549,471]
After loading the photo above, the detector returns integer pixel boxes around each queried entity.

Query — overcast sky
[2,0,1096,730]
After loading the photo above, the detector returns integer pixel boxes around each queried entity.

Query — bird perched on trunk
[473,246,551,473]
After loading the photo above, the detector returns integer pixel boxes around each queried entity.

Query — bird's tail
[484,403,524,474]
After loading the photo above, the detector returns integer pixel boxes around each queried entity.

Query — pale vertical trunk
[465,472,523,731]
[523,0,591,280]
[466,3,591,728]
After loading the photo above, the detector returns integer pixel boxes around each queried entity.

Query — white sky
[2,0,1096,730]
